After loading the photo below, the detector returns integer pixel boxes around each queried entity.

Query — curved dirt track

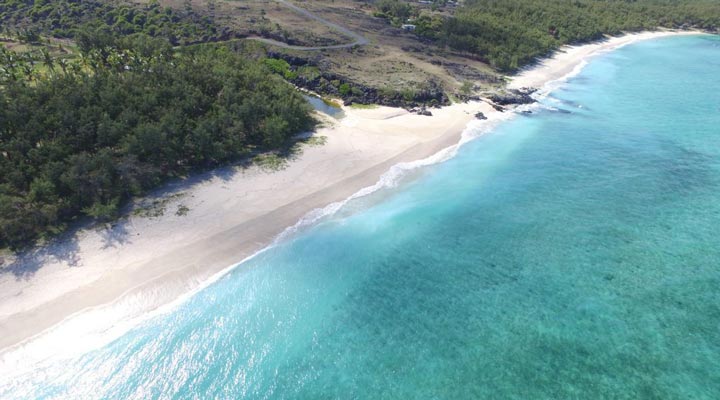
[248,0,369,50]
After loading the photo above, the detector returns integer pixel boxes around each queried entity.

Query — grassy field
[0,36,80,82]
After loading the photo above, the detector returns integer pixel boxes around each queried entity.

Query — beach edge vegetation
[0,34,315,249]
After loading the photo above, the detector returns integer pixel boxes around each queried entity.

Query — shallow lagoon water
[2,35,720,399]
[303,94,344,119]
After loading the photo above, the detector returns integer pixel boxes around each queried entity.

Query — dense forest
[0,0,227,45]
[0,35,315,249]
[376,0,720,71]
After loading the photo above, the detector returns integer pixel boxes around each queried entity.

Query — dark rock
[475,112,487,120]
[490,103,505,112]
[266,52,312,67]
[488,88,537,106]
[418,108,433,116]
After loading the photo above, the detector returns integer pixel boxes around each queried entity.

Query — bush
[338,83,351,95]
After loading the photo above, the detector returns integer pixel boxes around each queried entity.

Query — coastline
[509,29,704,90]
[0,100,494,358]
[0,30,705,362]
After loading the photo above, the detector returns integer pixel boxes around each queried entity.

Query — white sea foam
[537,59,590,98]
[275,110,515,242]
[0,110,513,379]
[0,244,275,379]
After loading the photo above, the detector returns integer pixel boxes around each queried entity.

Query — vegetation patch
[322,98,342,109]
[175,204,190,217]
[0,36,315,249]
[349,103,380,110]
[263,57,297,80]
[132,193,184,219]
[253,153,289,172]
[374,0,720,71]
[302,135,328,147]
[0,0,225,46]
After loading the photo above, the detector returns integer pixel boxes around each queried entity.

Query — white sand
[0,100,492,354]
[509,30,703,90]
[0,30,705,357]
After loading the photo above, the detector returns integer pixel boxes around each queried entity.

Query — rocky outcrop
[490,103,505,112]
[488,88,537,106]
[264,52,450,109]
[416,108,433,116]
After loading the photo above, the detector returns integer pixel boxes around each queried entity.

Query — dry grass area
[130,0,351,46]
[0,36,76,57]
[131,0,502,96]
[278,0,502,94]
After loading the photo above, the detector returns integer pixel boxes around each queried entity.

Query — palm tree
[106,48,124,72]
[58,58,69,76]
[0,66,15,83]
[2,52,19,81]
[22,63,35,82]
[68,60,83,76]
[40,48,55,77]
[82,50,102,72]
[79,52,91,72]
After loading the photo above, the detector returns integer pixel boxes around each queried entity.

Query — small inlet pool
[303,94,344,119]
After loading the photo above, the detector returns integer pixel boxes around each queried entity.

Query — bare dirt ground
[131,0,503,96]
[276,0,502,94]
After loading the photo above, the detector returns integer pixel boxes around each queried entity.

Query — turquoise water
[3,35,720,399]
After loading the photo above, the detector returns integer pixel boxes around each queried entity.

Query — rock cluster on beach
[488,88,537,106]
[484,87,537,112]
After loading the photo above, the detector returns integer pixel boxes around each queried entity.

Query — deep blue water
[3,35,720,399]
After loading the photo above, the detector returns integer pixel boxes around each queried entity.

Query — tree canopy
[375,0,720,71]
[0,0,226,46]
[0,36,315,249]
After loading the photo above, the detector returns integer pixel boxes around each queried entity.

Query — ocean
[2,34,719,399]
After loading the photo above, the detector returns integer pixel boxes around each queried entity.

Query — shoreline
[0,100,494,359]
[509,29,704,90]
[0,30,705,363]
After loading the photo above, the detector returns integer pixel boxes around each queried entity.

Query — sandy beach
[0,30,704,359]
[509,30,703,90]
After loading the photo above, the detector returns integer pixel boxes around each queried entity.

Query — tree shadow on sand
[99,220,134,250]
[0,233,82,280]
[0,138,315,280]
